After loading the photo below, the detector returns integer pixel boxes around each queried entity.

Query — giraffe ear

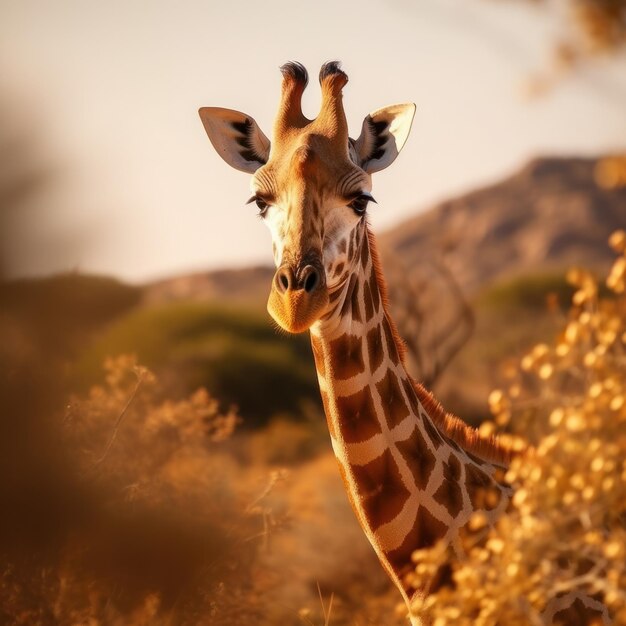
[198,107,271,173]
[354,103,416,173]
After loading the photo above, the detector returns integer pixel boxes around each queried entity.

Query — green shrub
[477,272,576,312]
[76,301,320,427]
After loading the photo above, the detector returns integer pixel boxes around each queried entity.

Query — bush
[408,231,626,625]
[0,355,282,626]
[477,272,576,312]
[76,302,320,427]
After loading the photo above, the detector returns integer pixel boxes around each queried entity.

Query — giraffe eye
[246,195,269,217]
[348,193,376,216]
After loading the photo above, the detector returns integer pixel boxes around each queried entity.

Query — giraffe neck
[310,228,511,605]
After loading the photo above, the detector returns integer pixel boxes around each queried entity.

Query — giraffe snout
[268,261,329,333]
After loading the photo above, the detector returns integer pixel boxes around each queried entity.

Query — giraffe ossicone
[198,62,607,625]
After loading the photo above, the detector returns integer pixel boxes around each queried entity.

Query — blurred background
[0,1,624,624]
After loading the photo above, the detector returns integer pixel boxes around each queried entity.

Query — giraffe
[198,62,610,625]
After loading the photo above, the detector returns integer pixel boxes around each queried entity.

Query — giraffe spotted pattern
[311,229,511,601]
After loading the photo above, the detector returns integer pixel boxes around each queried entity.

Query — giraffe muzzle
[268,262,329,333]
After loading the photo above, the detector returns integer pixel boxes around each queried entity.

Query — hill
[380,156,625,293]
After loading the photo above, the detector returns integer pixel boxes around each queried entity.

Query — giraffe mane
[411,382,521,467]
[366,227,523,468]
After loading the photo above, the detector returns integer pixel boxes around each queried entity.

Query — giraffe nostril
[304,272,317,293]
[302,265,320,293]
[274,266,293,294]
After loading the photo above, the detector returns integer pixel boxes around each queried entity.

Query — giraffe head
[199,62,415,333]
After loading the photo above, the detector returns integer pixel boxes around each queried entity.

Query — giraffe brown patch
[340,274,358,319]
[382,321,400,365]
[335,386,382,443]
[333,261,345,277]
[421,413,444,449]
[369,271,380,312]
[328,286,344,306]
[354,228,361,250]
[402,378,420,413]
[441,433,462,452]
[338,238,347,255]
[367,327,384,373]
[433,455,464,518]
[329,332,364,380]
[363,278,374,320]
[375,369,410,429]
[465,463,502,511]
[395,425,437,491]
[352,448,410,530]
[348,230,358,261]
[351,280,362,323]
[310,335,325,377]
[385,505,447,578]
[465,450,488,466]
[360,232,369,269]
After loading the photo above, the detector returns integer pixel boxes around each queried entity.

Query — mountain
[380,156,625,293]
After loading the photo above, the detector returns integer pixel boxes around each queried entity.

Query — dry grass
[0,351,401,625]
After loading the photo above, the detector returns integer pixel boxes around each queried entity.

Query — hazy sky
[1,0,625,282]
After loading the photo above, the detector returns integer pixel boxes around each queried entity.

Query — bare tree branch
[384,249,475,387]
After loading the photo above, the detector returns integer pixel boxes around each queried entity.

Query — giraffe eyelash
[246,194,269,217]
[348,192,377,216]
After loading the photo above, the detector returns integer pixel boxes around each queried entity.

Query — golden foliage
[1,355,279,626]
[517,0,626,95]
[408,232,626,625]
[570,0,626,53]
[595,156,626,191]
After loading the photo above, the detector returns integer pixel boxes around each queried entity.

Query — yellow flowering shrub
[409,231,626,625]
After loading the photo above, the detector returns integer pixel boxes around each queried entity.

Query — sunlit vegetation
[437,272,580,424]
[595,156,626,191]
[477,272,577,312]
[0,354,281,625]
[511,0,626,95]
[552,0,626,56]
[76,301,320,426]
[407,231,626,625]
